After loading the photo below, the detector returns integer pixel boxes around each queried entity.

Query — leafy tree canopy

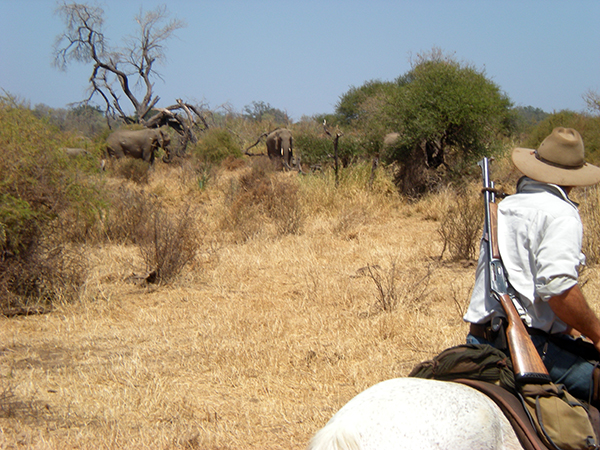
[508,106,549,135]
[33,103,108,137]
[335,80,397,125]
[243,101,290,125]
[386,50,513,161]
[334,48,514,196]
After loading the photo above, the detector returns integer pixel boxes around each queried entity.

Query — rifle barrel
[478,157,551,384]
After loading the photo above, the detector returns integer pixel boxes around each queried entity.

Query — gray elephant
[106,127,171,164]
[266,128,293,169]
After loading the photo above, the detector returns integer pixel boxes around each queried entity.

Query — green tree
[243,101,290,125]
[34,103,107,137]
[335,79,397,125]
[381,50,513,196]
[510,106,549,135]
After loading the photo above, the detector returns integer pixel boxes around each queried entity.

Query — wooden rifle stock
[480,159,551,384]
[497,291,551,383]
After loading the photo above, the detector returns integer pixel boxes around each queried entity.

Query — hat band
[534,150,585,170]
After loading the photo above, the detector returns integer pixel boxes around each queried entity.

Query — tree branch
[53,3,185,123]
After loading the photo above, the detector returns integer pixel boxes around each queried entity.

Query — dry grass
[3,158,600,449]
[579,185,600,266]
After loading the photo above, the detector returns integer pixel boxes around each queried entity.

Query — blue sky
[1,1,599,120]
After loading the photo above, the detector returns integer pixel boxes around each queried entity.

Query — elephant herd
[103,126,295,169]
[101,126,396,171]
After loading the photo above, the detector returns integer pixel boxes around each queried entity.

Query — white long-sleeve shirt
[464,177,584,333]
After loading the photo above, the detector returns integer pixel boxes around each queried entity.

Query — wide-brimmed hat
[512,127,600,187]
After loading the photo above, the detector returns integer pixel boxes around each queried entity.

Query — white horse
[308,377,523,450]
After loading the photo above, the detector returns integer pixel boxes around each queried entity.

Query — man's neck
[516,177,578,207]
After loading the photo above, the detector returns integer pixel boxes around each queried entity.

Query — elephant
[266,128,293,170]
[106,127,171,164]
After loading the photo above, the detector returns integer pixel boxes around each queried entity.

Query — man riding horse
[465,127,600,407]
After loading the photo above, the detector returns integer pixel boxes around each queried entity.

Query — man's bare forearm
[549,284,600,352]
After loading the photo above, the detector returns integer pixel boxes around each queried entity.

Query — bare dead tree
[145,99,210,156]
[53,3,186,124]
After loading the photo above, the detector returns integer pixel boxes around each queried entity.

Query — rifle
[478,157,551,384]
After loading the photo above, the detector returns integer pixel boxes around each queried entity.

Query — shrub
[0,234,87,311]
[219,159,304,241]
[365,263,398,312]
[191,128,242,164]
[438,185,482,261]
[102,187,155,244]
[263,178,304,236]
[363,260,434,313]
[137,205,200,284]
[113,158,151,184]
[293,132,332,166]
[522,112,600,165]
[221,155,247,171]
[522,111,588,149]
[99,185,200,284]
[0,100,105,309]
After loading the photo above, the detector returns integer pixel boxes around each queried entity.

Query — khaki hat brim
[512,147,600,187]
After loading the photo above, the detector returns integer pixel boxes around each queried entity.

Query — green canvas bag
[520,383,597,450]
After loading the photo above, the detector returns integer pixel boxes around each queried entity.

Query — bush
[292,131,331,166]
[137,205,200,284]
[0,235,88,311]
[0,100,104,309]
[363,260,434,313]
[438,185,482,261]
[98,185,200,284]
[294,130,372,168]
[191,128,242,164]
[220,159,304,241]
[102,187,155,244]
[114,158,151,184]
[264,178,304,236]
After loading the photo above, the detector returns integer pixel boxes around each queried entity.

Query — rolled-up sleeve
[535,215,583,301]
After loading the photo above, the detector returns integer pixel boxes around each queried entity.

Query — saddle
[454,378,551,450]
[409,344,600,450]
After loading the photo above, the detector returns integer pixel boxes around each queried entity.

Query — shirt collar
[516,177,579,208]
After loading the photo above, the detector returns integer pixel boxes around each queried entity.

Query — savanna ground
[3,153,600,450]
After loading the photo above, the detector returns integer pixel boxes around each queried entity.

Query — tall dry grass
[2,155,600,449]
[579,185,600,266]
